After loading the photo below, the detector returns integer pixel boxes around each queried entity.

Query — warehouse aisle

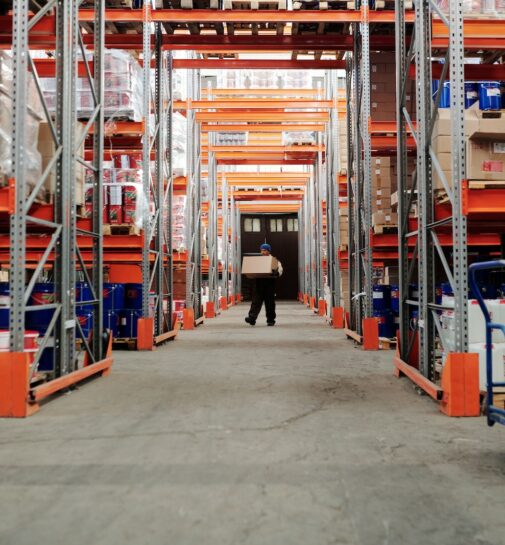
[1,302,505,545]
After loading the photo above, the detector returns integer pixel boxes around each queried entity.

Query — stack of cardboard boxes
[432,105,505,190]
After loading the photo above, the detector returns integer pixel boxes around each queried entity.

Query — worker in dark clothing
[245,243,283,327]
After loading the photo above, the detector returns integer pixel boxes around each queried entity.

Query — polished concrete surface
[0,302,504,545]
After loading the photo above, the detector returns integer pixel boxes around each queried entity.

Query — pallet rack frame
[396,1,468,381]
[325,69,341,313]
[185,67,203,323]
[347,2,373,336]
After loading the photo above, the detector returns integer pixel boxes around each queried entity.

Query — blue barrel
[76,311,93,339]
[464,82,478,109]
[373,310,395,338]
[441,282,453,297]
[75,282,93,313]
[390,284,400,314]
[103,283,125,311]
[120,309,143,338]
[438,81,451,108]
[432,79,440,97]
[125,283,143,310]
[410,309,419,331]
[373,285,391,311]
[478,82,502,110]
[27,283,55,333]
[0,282,9,329]
[435,284,443,306]
[409,283,419,300]
[104,310,120,338]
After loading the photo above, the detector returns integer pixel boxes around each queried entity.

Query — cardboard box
[467,140,505,181]
[373,211,398,226]
[241,255,279,278]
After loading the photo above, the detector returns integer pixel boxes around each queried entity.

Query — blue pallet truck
[469,260,505,427]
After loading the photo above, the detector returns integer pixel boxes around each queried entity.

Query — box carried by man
[241,255,279,279]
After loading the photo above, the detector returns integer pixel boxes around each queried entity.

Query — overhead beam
[173,59,346,70]
[201,123,325,132]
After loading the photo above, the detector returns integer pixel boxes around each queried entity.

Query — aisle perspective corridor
[0,302,504,545]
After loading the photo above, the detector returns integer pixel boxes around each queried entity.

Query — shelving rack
[395,1,505,413]
[0,0,111,416]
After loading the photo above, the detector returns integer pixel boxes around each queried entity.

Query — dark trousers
[248,278,276,323]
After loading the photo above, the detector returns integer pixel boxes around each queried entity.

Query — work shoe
[267,321,275,326]
[245,316,256,326]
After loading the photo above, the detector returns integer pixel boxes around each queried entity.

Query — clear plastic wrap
[84,169,149,229]
[172,112,187,177]
[215,132,248,146]
[282,131,316,146]
[172,195,187,252]
[433,0,505,16]
[0,52,43,197]
[41,50,143,121]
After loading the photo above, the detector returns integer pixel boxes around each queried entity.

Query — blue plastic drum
[27,283,55,333]
[464,82,478,109]
[478,82,502,111]
[0,282,9,329]
[120,309,143,338]
[373,285,392,311]
[125,283,143,310]
[75,282,94,313]
[104,310,120,338]
[76,311,93,339]
[390,284,400,314]
[373,310,395,339]
[103,283,125,311]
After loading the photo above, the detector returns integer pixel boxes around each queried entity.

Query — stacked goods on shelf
[441,294,505,389]
[173,112,187,177]
[282,131,316,145]
[41,50,143,121]
[338,207,348,251]
[370,52,415,123]
[432,104,505,191]
[215,133,247,146]
[83,160,148,232]
[371,157,398,232]
[217,70,311,91]
[37,122,87,206]
[434,0,505,16]
[173,196,187,252]
[0,52,44,199]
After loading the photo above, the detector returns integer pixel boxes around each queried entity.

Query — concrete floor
[0,302,505,545]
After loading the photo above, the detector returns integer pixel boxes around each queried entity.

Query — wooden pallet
[468,180,505,190]
[224,0,286,7]
[379,336,397,350]
[372,223,398,235]
[113,337,137,350]
[293,0,355,9]
[103,224,141,236]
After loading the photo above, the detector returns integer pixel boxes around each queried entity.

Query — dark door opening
[241,213,299,301]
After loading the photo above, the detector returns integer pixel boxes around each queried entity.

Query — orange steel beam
[238,203,301,212]
[196,111,329,122]
[76,9,412,24]
[370,121,416,134]
[228,181,307,187]
[173,59,345,70]
[175,99,332,110]
[201,123,325,132]
[222,172,311,180]
[201,89,324,97]
[208,145,323,152]
[217,159,315,165]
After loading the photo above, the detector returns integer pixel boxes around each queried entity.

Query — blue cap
[260,243,272,252]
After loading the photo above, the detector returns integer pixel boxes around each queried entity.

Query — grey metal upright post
[186,67,203,319]
[54,0,77,374]
[236,206,242,298]
[230,191,236,300]
[325,70,341,310]
[315,131,324,303]
[221,179,229,303]
[207,103,219,310]
[346,55,355,322]
[141,1,152,321]
[395,0,416,361]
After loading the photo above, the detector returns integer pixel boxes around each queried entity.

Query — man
[245,243,283,327]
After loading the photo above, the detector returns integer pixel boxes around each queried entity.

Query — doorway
[240,213,299,301]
